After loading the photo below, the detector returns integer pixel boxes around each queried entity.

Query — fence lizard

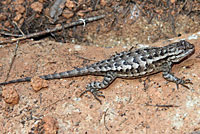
[0,40,195,104]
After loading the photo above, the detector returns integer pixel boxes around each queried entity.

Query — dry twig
[5,41,19,81]
[0,15,105,45]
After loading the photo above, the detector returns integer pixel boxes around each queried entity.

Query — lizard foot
[80,86,105,104]
[176,78,193,89]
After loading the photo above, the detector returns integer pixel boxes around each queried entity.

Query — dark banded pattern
[0,40,195,104]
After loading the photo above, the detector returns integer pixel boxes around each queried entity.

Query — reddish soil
[0,0,200,133]
[0,33,200,133]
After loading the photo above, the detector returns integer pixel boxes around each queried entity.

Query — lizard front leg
[80,72,117,104]
[162,71,192,89]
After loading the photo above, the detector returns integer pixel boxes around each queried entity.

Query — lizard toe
[176,78,192,89]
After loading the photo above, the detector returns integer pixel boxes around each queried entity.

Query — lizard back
[86,40,194,78]
[0,40,194,85]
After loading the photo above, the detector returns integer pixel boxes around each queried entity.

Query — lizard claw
[79,90,88,97]
[91,90,105,104]
[176,78,193,89]
[80,87,105,104]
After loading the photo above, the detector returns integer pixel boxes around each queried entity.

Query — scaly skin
[0,40,195,104]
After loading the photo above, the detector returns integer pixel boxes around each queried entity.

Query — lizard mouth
[172,41,195,63]
[185,43,195,56]
[177,46,195,62]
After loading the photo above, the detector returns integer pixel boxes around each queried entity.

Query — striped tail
[39,67,89,80]
[0,67,91,85]
[0,77,31,85]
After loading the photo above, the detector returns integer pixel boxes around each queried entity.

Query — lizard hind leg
[80,72,117,104]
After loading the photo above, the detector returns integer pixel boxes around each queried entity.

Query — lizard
[0,40,195,104]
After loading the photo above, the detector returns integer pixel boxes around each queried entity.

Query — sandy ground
[0,32,200,134]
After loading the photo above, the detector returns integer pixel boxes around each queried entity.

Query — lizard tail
[0,67,90,85]
[39,67,89,80]
[0,77,31,85]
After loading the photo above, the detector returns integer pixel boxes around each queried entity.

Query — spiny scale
[0,40,195,104]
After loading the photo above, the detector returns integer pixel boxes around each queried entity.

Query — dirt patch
[0,33,200,133]
[0,0,200,133]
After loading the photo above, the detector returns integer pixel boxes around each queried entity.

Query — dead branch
[0,14,105,45]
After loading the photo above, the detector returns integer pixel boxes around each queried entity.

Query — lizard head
[168,40,195,63]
